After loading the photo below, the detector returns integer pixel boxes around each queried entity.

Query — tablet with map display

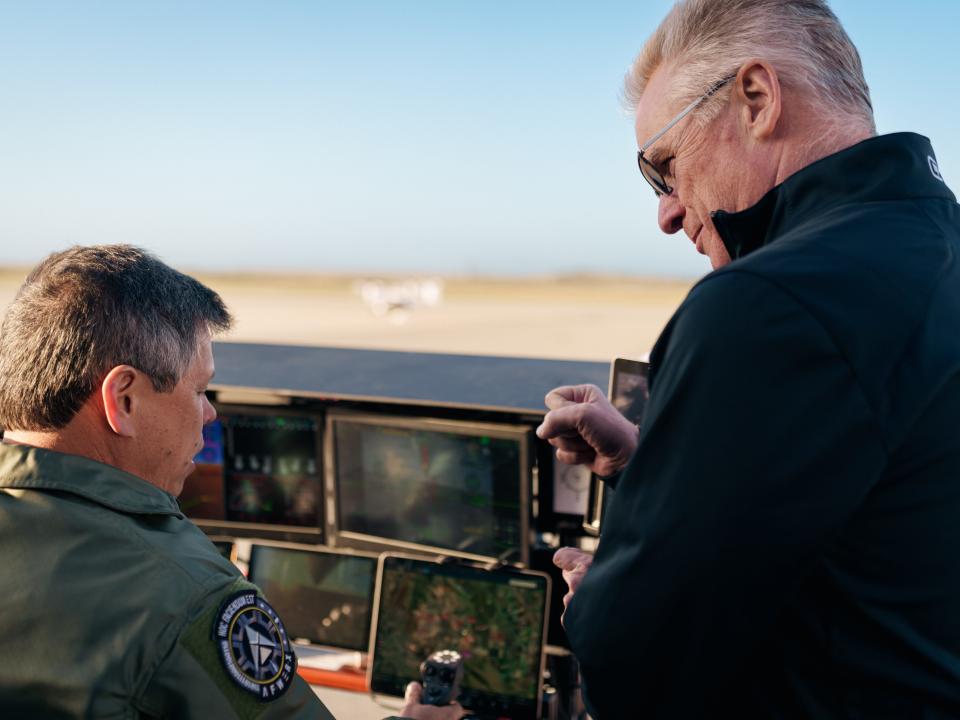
[369,554,550,720]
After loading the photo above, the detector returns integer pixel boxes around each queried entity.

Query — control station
[182,341,622,720]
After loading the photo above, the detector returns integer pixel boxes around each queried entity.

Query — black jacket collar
[711,133,956,260]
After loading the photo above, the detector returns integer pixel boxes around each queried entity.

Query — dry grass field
[0,267,694,362]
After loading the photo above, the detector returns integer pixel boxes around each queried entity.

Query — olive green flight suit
[0,443,335,719]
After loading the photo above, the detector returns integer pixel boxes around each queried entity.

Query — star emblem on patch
[213,591,297,701]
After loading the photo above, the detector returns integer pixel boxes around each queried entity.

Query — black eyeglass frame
[636,74,737,197]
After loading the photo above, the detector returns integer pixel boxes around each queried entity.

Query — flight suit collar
[0,443,183,517]
[711,132,957,260]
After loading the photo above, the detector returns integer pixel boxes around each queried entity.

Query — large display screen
[330,416,526,561]
[179,411,322,528]
[248,544,377,652]
[370,556,549,719]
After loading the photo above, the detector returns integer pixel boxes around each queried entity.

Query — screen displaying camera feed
[180,412,322,527]
[248,545,376,652]
[332,418,524,560]
[371,556,548,719]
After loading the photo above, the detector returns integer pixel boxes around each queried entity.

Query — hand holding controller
[419,650,464,706]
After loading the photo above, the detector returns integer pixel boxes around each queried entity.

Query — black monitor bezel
[368,553,551,720]
[324,409,532,565]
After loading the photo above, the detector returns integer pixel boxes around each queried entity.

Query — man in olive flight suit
[0,245,463,720]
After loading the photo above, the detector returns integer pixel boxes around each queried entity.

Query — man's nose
[657,192,685,234]
[203,395,217,425]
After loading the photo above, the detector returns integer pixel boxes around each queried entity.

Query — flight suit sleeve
[134,578,335,720]
[565,271,888,718]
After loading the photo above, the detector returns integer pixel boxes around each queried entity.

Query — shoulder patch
[212,590,297,702]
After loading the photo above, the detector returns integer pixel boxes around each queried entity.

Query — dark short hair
[0,245,233,431]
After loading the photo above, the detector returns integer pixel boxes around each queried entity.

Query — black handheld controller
[419,649,464,706]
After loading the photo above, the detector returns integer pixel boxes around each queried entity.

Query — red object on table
[297,665,369,693]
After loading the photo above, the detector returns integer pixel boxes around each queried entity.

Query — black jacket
[565,133,960,718]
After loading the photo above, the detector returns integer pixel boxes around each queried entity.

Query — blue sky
[0,1,956,278]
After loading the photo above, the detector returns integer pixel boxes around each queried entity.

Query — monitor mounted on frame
[324,410,531,565]
[246,541,378,653]
[179,405,324,539]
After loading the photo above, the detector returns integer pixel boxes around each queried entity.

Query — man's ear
[735,59,782,141]
[101,365,141,437]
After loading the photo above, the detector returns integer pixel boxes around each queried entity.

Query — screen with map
[248,544,377,651]
[370,555,549,719]
[331,415,527,561]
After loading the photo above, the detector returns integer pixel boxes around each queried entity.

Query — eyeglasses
[637,74,736,197]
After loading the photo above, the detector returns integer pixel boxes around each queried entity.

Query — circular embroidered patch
[212,591,297,702]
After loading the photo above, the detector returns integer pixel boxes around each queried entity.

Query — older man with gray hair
[538,0,960,717]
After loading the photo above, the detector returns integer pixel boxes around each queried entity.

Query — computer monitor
[179,406,324,537]
[369,554,550,720]
[247,542,377,652]
[324,411,530,564]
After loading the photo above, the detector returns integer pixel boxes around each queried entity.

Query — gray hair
[0,244,232,431]
[626,0,875,132]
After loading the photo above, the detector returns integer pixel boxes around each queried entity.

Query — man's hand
[536,384,639,477]
[553,547,594,626]
[396,681,467,720]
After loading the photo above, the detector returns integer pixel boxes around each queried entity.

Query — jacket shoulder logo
[929,156,944,183]
[212,591,297,702]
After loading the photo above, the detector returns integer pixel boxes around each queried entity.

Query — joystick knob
[420,649,464,706]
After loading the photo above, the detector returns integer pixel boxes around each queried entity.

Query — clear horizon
[1,1,956,279]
